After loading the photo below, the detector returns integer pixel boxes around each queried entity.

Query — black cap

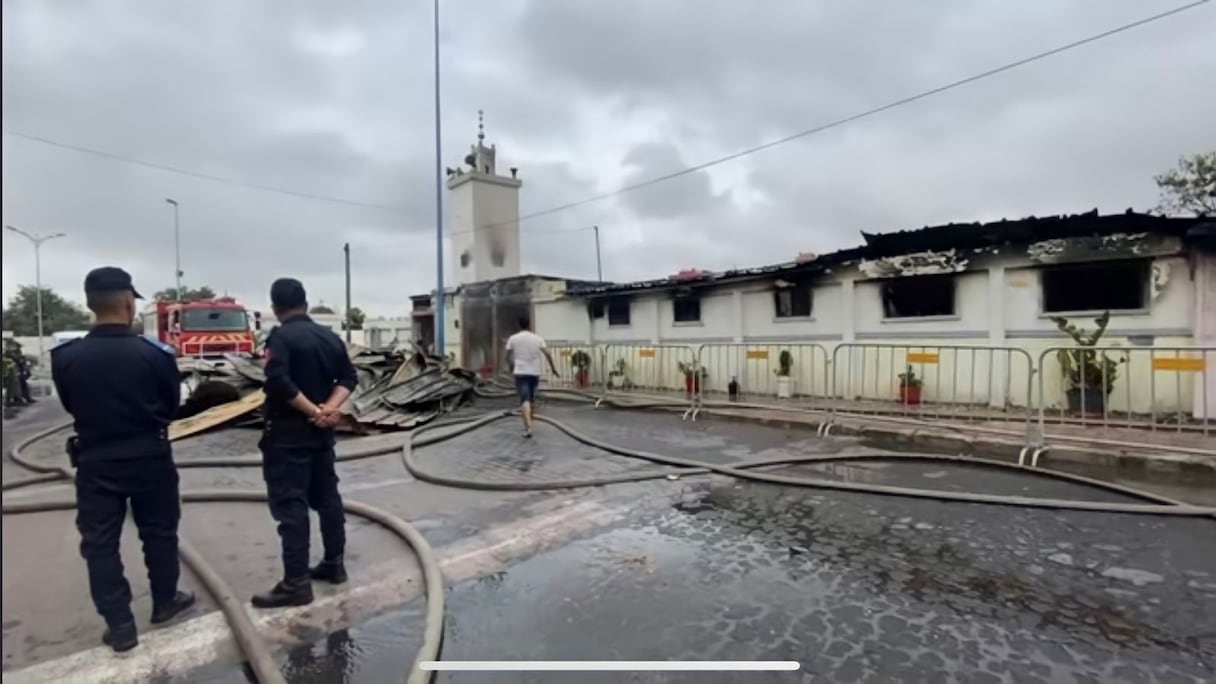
[270,277,307,310]
[84,266,143,299]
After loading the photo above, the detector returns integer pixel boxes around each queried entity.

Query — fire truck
[142,297,256,359]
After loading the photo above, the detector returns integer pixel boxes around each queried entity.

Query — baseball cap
[83,266,143,299]
[270,278,307,310]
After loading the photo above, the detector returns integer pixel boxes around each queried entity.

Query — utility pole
[432,0,446,356]
[343,242,352,343]
[165,198,181,300]
[593,225,603,282]
[5,225,66,367]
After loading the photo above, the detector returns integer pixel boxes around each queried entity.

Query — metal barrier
[695,343,831,408]
[829,343,1036,428]
[596,343,698,411]
[1036,345,1214,439]
[541,344,600,393]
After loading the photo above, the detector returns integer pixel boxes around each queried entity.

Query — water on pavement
[196,404,1216,684]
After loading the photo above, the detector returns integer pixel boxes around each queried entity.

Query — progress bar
[419,661,800,672]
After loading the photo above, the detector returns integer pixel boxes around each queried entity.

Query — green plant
[774,350,794,377]
[1050,311,1121,394]
[678,361,708,379]
[898,365,922,388]
[611,358,628,376]
[570,350,592,371]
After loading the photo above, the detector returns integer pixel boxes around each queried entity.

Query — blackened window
[881,275,956,318]
[607,297,631,326]
[774,285,813,318]
[589,301,605,319]
[673,296,701,323]
[1041,260,1149,313]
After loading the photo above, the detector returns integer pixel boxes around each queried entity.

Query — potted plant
[570,350,592,388]
[774,349,794,399]
[1050,312,1120,415]
[608,358,629,389]
[898,365,923,405]
[678,361,707,396]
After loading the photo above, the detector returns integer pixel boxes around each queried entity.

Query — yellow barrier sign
[746,349,769,360]
[638,348,656,358]
[906,352,940,364]
[1152,357,1206,372]
[560,349,572,357]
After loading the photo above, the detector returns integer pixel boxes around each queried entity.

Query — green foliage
[774,349,794,377]
[1154,151,1216,216]
[2,286,91,335]
[570,349,592,371]
[1050,311,1121,394]
[610,358,628,376]
[678,361,707,379]
[898,365,923,388]
[341,307,366,331]
[153,285,217,302]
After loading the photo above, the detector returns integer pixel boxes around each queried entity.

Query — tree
[309,305,336,315]
[1155,151,1216,216]
[342,307,366,331]
[2,286,92,335]
[153,285,217,302]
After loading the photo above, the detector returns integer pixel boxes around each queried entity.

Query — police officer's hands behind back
[311,405,342,429]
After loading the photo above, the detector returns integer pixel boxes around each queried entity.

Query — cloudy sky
[3,0,1213,317]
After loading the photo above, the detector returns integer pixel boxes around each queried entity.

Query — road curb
[700,407,1216,480]
[2,498,632,684]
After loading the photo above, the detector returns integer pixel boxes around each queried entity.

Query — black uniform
[51,318,182,629]
[260,313,357,580]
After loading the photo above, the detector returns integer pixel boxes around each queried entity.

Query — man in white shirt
[504,316,559,438]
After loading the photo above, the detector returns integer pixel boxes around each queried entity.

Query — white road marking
[4,499,629,684]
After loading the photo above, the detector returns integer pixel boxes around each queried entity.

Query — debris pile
[170,343,477,440]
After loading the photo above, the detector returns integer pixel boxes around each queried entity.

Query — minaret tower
[446,111,523,285]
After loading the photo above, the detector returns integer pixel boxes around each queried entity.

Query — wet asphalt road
[199,403,1216,684]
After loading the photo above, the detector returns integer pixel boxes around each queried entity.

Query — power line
[4,0,1205,238]
[2,130,408,212]
[478,0,1209,232]
[1,129,595,238]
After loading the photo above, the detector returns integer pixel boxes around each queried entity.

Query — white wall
[854,271,990,340]
[742,283,844,343]
[533,247,1209,413]
[448,175,522,286]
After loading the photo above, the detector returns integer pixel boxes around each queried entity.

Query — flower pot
[899,384,922,405]
[776,375,794,399]
[574,369,589,388]
[684,375,701,396]
[608,373,623,389]
[1065,387,1105,416]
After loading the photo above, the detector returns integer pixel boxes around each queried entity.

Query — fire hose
[3,390,1214,682]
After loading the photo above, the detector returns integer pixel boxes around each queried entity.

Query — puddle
[201,481,1216,683]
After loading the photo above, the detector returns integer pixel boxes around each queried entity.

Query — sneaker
[151,590,196,625]
[310,558,348,585]
[251,578,314,609]
[101,621,139,653]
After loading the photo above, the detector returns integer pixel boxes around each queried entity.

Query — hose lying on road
[3,423,444,684]
[3,390,1214,682]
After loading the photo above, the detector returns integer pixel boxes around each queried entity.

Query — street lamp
[5,225,66,365]
[165,198,182,301]
[432,0,446,356]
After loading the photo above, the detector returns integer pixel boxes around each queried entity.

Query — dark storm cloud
[3,0,1214,313]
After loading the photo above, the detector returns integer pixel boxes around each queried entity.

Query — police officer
[50,267,195,652]
[253,277,357,608]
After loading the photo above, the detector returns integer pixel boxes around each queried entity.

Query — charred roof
[568,209,1205,297]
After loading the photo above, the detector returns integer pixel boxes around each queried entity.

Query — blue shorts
[514,374,540,404]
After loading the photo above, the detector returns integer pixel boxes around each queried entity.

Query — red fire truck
[142,297,256,359]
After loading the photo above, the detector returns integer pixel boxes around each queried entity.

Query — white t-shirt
[505,330,547,377]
